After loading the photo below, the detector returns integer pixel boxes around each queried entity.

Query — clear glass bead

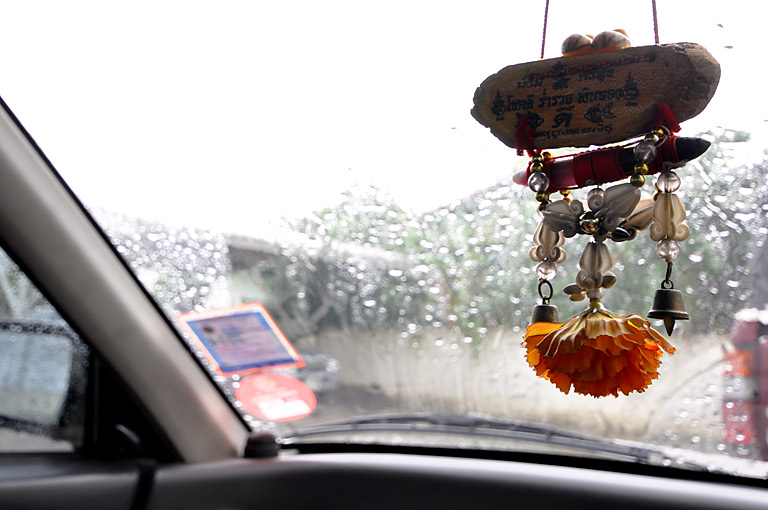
[536,260,557,280]
[656,239,681,262]
[633,141,657,164]
[528,171,550,193]
[656,170,681,193]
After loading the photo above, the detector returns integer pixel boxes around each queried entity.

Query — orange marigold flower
[523,307,675,397]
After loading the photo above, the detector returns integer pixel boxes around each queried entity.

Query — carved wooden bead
[591,30,631,51]
[621,198,655,232]
[650,193,690,242]
[562,34,593,55]
[530,222,566,263]
[573,241,614,299]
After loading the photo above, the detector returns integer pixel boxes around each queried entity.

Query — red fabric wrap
[653,103,681,133]
[572,146,625,188]
[649,135,679,173]
[515,114,536,156]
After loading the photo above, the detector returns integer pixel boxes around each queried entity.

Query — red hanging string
[515,114,537,157]
[653,103,680,133]
[541,0,550,59]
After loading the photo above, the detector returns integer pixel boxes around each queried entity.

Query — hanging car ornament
[471,28,720,397]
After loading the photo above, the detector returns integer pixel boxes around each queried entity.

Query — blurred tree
[750,241,768,309]
[94,210,231,317]
[0,251,47,319]
[276,129,768,341]
[666,129,767,333]
[94,130,767,345]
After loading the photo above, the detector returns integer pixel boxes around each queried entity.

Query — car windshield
[3,0,768,479]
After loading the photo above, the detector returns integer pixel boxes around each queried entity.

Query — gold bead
[559,189,571,196]
[530,162,544,173]
[535,191,550,202]
[634,162,649,175]
[531,153,544,163]
[542,151,552,160]
[644,129,663,144]
[578,216,599,234]
[630,174,645,187]
[538,201,550,212]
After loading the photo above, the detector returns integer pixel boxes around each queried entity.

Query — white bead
[634,141,657,164]
[656,171,681,193]
[536,260,557,280]
[528,172,550,193]
[656,239,681,262]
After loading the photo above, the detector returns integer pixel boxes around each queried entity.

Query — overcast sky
[0,1,764,236]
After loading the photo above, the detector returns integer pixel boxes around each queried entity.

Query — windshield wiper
[280,412,658,465]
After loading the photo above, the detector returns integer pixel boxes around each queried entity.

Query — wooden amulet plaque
[471,43,720,150]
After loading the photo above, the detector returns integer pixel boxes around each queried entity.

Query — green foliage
[278,181,543,343]
[94,130,768,343]
[535,129,768,334]
[273,128,768,342]
[673,129,768,332]
[94,210,231,316]
[0,251,47,319]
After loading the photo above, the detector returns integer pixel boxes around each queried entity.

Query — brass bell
[530,303,559,325]
[647,287,689,335]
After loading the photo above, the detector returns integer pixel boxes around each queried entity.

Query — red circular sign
[235,373,317,422]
